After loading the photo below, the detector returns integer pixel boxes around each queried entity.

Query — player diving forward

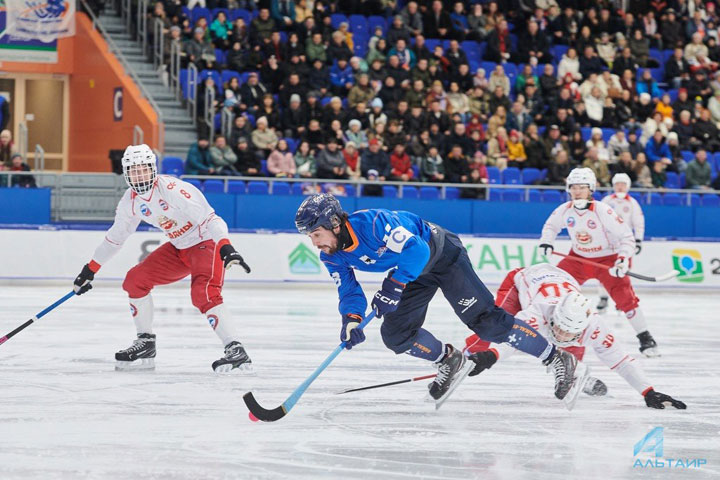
[72,144,254,373]
[463,263,686,409]
[597,173,645,313]
[295,193,582,404]
[538,168,660,357]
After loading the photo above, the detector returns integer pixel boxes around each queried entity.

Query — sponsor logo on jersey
[289,243,321,274]
[587,220,597,229]
[158,215,178,231]
[671,248,703,283]
[458,297,477,313]
[139,204,152,217]
[359,255,377,265]
[159,199,169,211]
[130,304,137,317]
[167,221,193,239]
[567,216,575,227]
[576,231,592,244]
[207,314,219,330]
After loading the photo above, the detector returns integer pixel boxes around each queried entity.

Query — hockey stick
[336,373,437,395]
[243,311,376,422]
[552,252,680,282]
[0,291,76,347]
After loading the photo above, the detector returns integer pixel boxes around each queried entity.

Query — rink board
[0,228,718,289]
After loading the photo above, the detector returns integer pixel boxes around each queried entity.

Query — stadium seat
[227,181,246,194]
[402,186,419,199]
[502,189,524,202]
[191,7,211,24]
[210,8,230,20]
[221,70,241,85]
[161,156,184,176]
[367,16,387,34]
[489,188,502,201]
[345,184,356,197]
[487,166,501,184]
[662,193,682,206]
[592,191,603,201]
[185,179,202,190]
[382,185,398,198]
[247,181,269,195]
[445,187,461,199]
[649,192,663,205]
[419,186,439,200]
[349,14,368,35]
[330,13,348,29]
[229,8,251,23]
[580,127,592,141]
[203,179,224,193]
[260,159,268,176]
[689,194,701,206]
[664,171,680,189]
[701,194,720,206]
[290,182,304,195]
[629,192,644,204]
[272,182,291,195]
[541,190,563,203]
[502,167,521,184]
[521,167,540,185]
[528,189,542,202]
[681,150,694,164]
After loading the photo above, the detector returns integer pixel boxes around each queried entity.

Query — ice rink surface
[1,283,719,480]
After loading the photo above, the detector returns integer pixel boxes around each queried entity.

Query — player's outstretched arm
[219,241,251,273]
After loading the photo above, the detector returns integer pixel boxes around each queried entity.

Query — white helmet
[549,292,593,346]
[566,167,596,209]
[122,144,157,195]
[612,173,631,198]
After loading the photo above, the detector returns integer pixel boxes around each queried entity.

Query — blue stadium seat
[601,128,614,142]
[425,39,442,52]
[592,191,603,201]
[211,8,230,20]
[445,187,461,199]
[649,192,663,205]
[502,167,521,184]
[489,188,502,201]
[665,171,680,189]
[161,156,184,176]
[521,167,540,185]
[247,181,269,195]
[291,183,304,195]
[229,8,251,23]
[679,172,686,188]
[541,190,563,203]
[689,194,701,206]
[481,61,497,75]
[227,180,246,194]
[283,138,298,153]
[681,150,694,164]
[662,193,682,206]
[551,44,569,59]
[260,159,268,176]
[221,70,241,85]
[203,179,224,193]
[191,7,211,24]
[701,194,720,206]
[487,166,501,184]
[368,16,387,34]
[349,14,368,35]
[272,182,291,195]
[503,189,524,202]
[629,192,644,204]
[402,186,419,199]
[382,185,398,198]
[419,186,439,200]
[528,189,542,202]
[185,179,202,190]
[581,127,592,142]
[330,14,348,29]
[345,184,356,197]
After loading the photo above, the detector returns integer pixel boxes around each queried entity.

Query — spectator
[8,153,35,188]
[389,144,414,181]
[484,19,511,63]
[684,32,718,72]
[595,32,616,67]
[487,126,509,170]
[608,130,630,163]
[306,32,327,64]
[446,81,470,121]
[558,47,582,81]
[209,135,239,175]
[0,129,16,168]
[250,8,276,45]
[547,149,572,186]
[633,152,653,188]
[294,141,316,178]
[709,89,720,127]
[665,47,691,88]
[424,0,454,40]
[330,58,354,96]
[582,146,610,186]
[693,108,720,152]
[586,127,611,163]
[579,45,606,79]
[251,116,279,158]
[445,145,470,183]
[507,130,527,168]
[234,137,262,176]
[612,47,639,76]
[685,149,712,189]
[421,144,445,182]
[270,0,296,28]
[185,27,215,69]
[468,151,489,187]
[316,138,348,179]
[347,73,375,109]
[343,119,367,150]
[209,11,233,49]
[361,139,391,179]
[387,16,412,47]
[636,69,662,99]
[185,136,215,176]
[238,72,268,113]
[518,20,552,65]
[661,10,683,50]
[401,1,424,37]
[488,65,511,97]
[543,124,570,160]
[651,159,667,188]
[611,151,638,182]
[629,29,653,68]
[665,131,686,172]
[342,141,361,180]
[282,94,308,139]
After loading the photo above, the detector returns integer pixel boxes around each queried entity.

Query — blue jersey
[320,209,433,316]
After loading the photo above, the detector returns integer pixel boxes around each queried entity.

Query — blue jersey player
[295,194,581,403]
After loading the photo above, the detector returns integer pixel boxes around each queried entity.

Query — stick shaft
[0,291,75,347]
[338,373,437,394]
[552,251,672,282]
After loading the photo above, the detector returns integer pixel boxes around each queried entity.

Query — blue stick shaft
[0,291,76,346]
[282,311,376,413]
[36,291,76,319]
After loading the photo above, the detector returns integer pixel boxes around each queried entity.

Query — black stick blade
[243,392,287,422]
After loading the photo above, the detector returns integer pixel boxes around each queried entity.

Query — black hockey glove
[372,276,405,318]
[220,244,251,273]
[635,239,642,255]
[643,388,687,409]
[468,350,498,377]
[539,243,554,257]
[73,264,95,295]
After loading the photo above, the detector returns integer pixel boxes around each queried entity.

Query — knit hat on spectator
[667,132,679,143]
[509,129,519,138]
[368,169,379,178]
[171,25,180,32]
[550,124,560,130]
[238,137,248,144]
[369,138,380,146]
[370,98,383,109]
[194,27,204,35]
[349,119,362,129]
[591,127,603,138]
[345,141,357,149]
[290,94,301,104]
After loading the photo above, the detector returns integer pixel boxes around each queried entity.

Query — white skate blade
[115,358,155,371]
[213,362,256,375]
[641,347,661,358]
[433,359,475,410]
[563,362,590,411]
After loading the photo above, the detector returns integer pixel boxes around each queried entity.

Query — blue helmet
[295,193,345,234]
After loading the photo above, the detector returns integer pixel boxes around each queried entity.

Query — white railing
[203,87,215,140]
[18,122,28,163]
[132,125,144,145]
[136,0,149,57]
[152,17,164,70]
[169,39,182,99]
[34,144,45,171]
[186,62,199,124]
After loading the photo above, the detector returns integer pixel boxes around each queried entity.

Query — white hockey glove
[609,256,629,278]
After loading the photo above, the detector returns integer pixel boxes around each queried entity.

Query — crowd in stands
[146,0,720,194]
[0,129,36,188]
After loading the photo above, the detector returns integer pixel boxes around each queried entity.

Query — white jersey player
[596,173,645,312]
[538,167,660,357]
[72,144,253,373]
[464,264,686,410]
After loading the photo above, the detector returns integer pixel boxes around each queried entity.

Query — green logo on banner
[289,243,322,274]
[671,249,703,283]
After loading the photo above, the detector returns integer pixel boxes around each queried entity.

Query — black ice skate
[596,296,609,314]
[637,331,661,358]
[428,344,474,409]
[212,341,254,374]
[583,376,608,396]
[115,333,156,371]
[544,348,580,401]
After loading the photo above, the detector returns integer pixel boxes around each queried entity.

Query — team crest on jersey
[587,220,597,229]
[130,304,138,317]
[159,199,169,211]
[140,204,152,217]
[576,231,593,244]
[567,216,576,227]
[158,215,178,231]
[207,314,219,330]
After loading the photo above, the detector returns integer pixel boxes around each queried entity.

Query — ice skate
[582,376,608,396]
[428,345,474,409]
[637,331,661,357]
[544,348,579,400]
[596,295,609,314]
[115,333,156,371]
[212,341,255,374]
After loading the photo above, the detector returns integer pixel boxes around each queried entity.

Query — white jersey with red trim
[493,264,652,394]
[539,201,636,259]
[601,194,645,241]
[91,175,230,266]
